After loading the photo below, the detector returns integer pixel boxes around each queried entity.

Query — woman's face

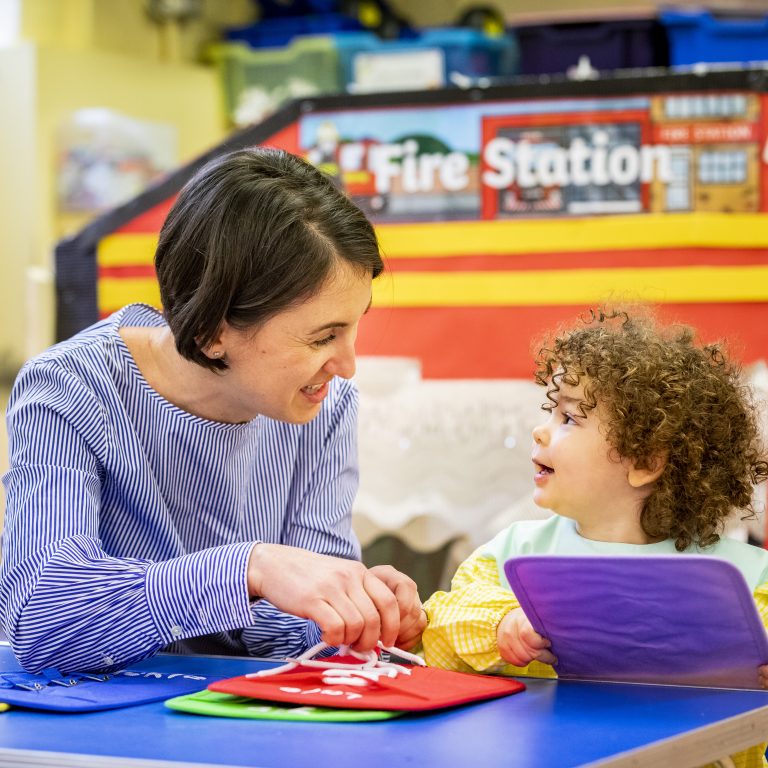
[213,260,373,424]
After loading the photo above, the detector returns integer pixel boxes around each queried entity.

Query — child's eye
[562,412,577,425]
[312,333,337,348]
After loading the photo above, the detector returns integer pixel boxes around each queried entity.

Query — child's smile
[533,460,554,483]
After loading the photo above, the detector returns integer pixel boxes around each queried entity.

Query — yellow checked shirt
[423,516,768,768]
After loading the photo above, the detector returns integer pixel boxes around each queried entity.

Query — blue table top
[0,644,767,768]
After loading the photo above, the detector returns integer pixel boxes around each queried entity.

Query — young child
[422,308,768,768]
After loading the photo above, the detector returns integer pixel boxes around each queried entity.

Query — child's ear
[627,453,667,489]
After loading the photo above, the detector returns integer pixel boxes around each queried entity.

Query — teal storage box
[333,28,519,93]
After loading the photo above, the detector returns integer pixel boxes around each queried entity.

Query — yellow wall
[38,46,225,245]
[0,43,38,375]
[22,0,255,60]
[0,0,249,372]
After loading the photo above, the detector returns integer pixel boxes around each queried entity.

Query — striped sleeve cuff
[145,542,255,644]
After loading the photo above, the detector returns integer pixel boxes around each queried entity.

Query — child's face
[531,380,639,525]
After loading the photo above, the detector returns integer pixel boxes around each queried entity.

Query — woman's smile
[300,380,330,403]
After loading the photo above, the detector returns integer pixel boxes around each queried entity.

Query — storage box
[208,38,341,124]
[333,28,519,93]
[661,9,768,66]
[512,17,668,76]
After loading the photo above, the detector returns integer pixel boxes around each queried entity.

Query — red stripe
[356,303,768,379]
[98,265,156,278]
[100,302,768,378]
[99,248,768,279]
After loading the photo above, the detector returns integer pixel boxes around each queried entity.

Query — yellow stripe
[98,213,768,267]
[371,266,768,307]
[98,234,159,268]
[98,277,161,312]
[99,265,768,315]
[375,213,768,257]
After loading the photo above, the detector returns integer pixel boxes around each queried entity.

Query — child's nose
[532,422,548,445]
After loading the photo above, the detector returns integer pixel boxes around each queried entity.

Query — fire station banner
[59,69,768,378]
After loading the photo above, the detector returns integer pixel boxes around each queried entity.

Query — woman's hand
[497,607,556,667]
[247,543,401,651]
[368,564,427,650]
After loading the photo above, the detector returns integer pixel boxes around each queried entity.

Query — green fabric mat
[165,689,403,722]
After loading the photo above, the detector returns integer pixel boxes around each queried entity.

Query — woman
[1,148,426,674]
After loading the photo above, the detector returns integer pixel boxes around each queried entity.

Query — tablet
[503,555,768,689]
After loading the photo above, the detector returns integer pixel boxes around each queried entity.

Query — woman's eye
[313,333,337,348]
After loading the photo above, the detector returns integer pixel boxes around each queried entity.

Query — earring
[212,350,223,359]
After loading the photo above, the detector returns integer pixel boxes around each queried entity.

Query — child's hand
[759,664,768,689]
[497,607,557,667]
[394,605,428,651]
[367,565,427,651]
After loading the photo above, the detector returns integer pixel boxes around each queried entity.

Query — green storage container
[208,37,341,125]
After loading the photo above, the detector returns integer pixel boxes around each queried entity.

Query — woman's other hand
[497,607,556,667]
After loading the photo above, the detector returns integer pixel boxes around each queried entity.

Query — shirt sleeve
[237,379,362,659]
[0,361,253,674]
[422,549,556,679]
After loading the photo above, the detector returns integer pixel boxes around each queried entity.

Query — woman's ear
[627,453,667,489]
[198,324,227,361]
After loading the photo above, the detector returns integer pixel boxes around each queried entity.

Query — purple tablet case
[504,555,768,689]
[0,666,220,712]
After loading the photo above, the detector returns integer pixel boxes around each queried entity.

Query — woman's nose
[324,341,356,380]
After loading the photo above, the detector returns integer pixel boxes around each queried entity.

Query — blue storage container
[333,28,519,92]
[661,9,768,66]
[512,17,668,76]
[225,13,364,49]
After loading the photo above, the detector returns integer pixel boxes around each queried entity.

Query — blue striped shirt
[1,304,361,674]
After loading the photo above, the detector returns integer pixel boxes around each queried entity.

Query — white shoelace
[247,641,426,688]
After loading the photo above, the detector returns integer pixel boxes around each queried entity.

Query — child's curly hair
[534,307,768,551]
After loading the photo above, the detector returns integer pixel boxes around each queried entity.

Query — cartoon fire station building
[648,92,762,213]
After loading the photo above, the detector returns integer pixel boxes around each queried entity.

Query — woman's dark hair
[535,307,768,551]
[155,147,384,371]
